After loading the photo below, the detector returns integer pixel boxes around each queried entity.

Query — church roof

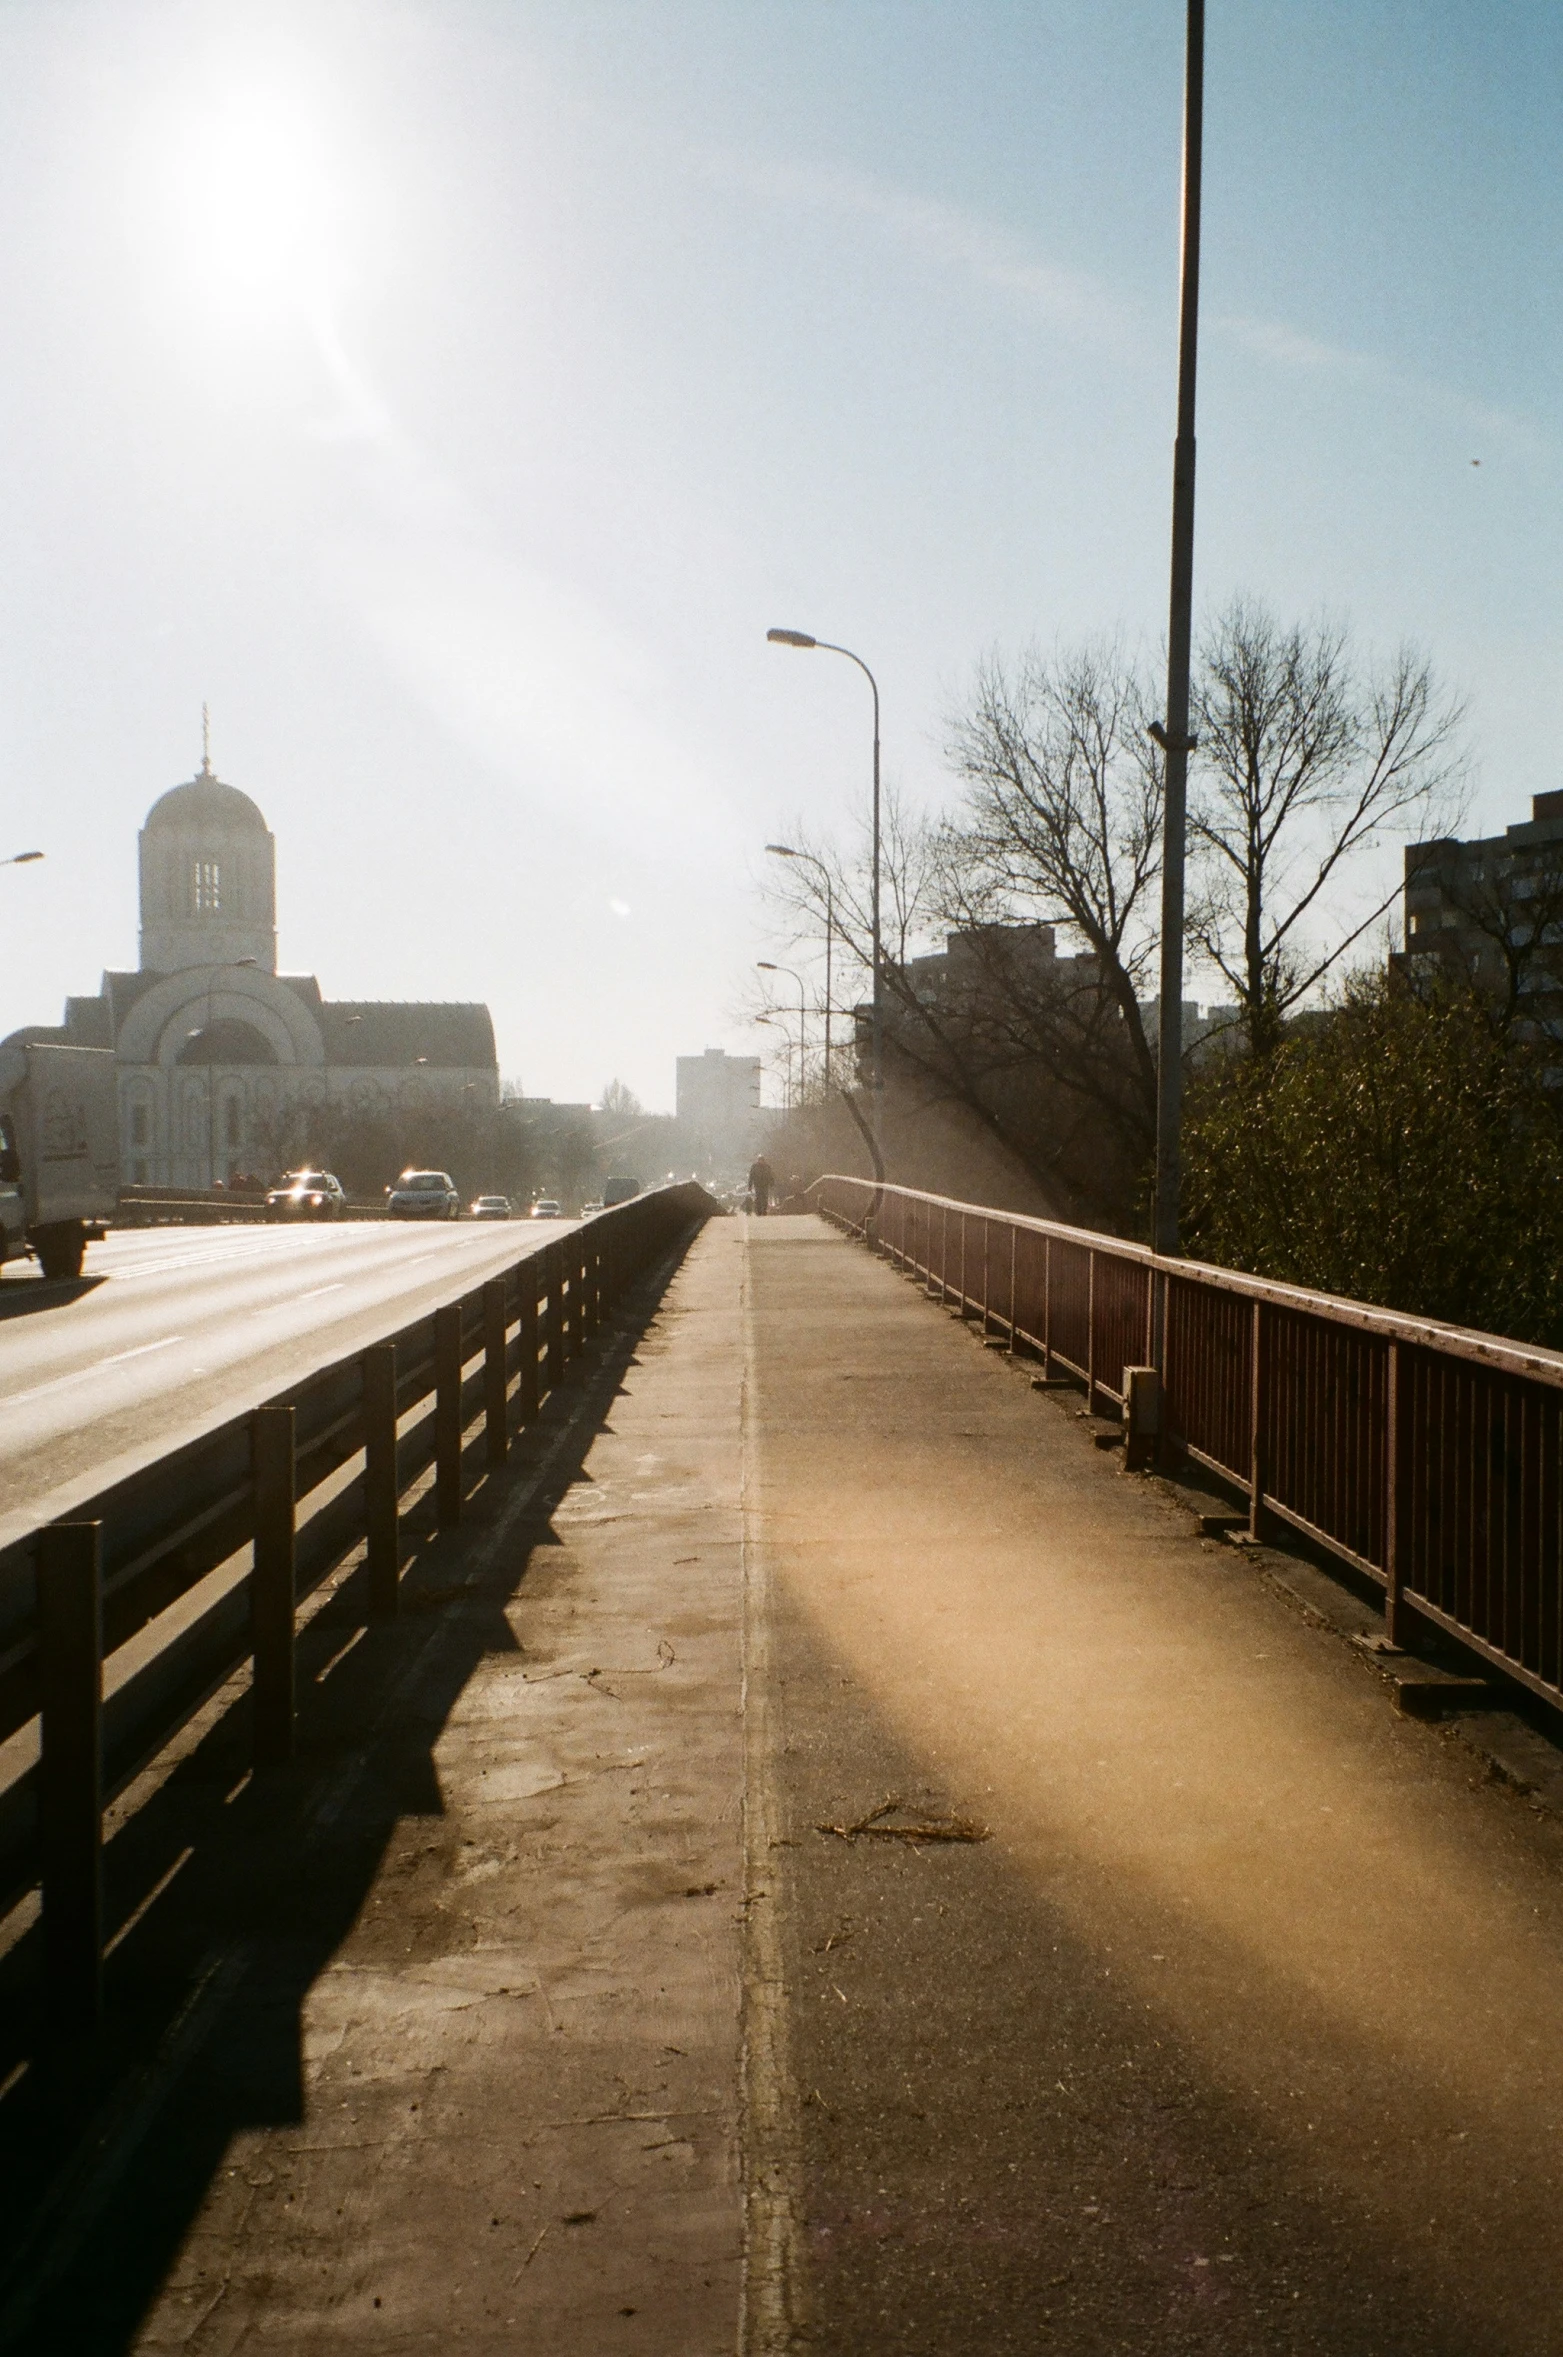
[143,766,269,835]
[320,1001,497,1069]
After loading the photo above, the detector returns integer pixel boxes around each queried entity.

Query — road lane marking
[297,1283,345,1301]
[2,1334,185,1410]
[100,1336,186,1366]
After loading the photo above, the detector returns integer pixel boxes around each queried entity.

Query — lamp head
[765,843,799,858]
[766,628,816,649]
[11,850,43,864]
[756,961,778,972]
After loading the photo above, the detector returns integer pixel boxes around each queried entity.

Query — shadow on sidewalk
[0,1228,703,2354]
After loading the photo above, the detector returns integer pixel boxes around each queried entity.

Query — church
[8,749,498,1189]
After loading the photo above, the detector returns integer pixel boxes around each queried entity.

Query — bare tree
[1191,596,1466,1056]
[757,781,945,1097]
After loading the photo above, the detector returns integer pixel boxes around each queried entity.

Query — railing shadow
[0,1233,694,2353]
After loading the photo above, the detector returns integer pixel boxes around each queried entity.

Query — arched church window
[223,1096,242,1148]
[194,858,222,914]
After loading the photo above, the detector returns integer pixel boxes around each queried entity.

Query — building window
[129,1102,150,1147]
[194,858,222,914]
[223,1096,242,1148]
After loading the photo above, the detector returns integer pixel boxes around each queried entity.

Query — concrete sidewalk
[745,1215,1563,2355]
[11,1211,1563,2352]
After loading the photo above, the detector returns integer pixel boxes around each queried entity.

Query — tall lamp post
[1150,0,1206,1260]
[185,955,259,1188]
[1,850,43,868]
[765,844,834,1089]
[756,962,808,1105]
[766,631,881,1144]
[754,1012,795,1112]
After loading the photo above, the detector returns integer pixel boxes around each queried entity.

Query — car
[579,1199,605,1217]
[387,1169,460,1219]
[470,1194,512,1220]
[266,1169,346,1220]
[529,1197,563,1220]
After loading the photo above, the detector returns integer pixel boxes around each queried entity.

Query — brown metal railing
[810,1174,1563,1714]
[3,1183,713,2028]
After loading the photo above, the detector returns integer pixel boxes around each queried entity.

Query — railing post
[1248,1299,1270,1543]
[545,1242,566,1391]
[520,1261,541,1424]
[1043,1236,1053,1378]
[435,1302,464,1528]
[1086,1250,1097,1410]
[980,1219,991,1334]
[483,1277,508,1469]
[251,1405,296,1768]
[364,1343,400,1619]
[938,1204,949,1301]
[958,1212,968,1316]
[1008,1223,1018,1353]
[1385,1339,1404,1644]
[38,1521,103,2033]
[585,1233,602,1334]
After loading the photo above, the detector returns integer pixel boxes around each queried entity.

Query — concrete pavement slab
[743,1214,1563,2355]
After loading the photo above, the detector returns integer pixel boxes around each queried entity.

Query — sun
[133,69,355,328]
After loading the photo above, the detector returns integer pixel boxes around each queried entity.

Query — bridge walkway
[11,1213,1563,2353]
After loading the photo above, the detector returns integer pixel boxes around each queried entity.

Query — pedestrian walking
[747,1153,775,1217]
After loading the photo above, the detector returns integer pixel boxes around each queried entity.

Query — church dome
[144,766,268,835]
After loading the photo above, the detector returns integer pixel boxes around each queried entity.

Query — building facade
[1397,791,1563,1036]
[7,756,498,1188]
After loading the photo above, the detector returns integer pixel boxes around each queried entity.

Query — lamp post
[757,963,808,1105]
[186,955,259,1189]
[1,850,43,867]
[1150,0,1206,1260]
[754,1012,794,1111]
[765,844,834,1089]
[766,630,881,1143]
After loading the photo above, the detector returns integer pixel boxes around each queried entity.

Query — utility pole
[1151,0,1206,1259]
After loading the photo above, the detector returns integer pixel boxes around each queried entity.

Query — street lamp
[185,955,259,1188]
[766,629,882,1142]
[1151,0,1206,1261]
[766,844,834,1089]
[754,1011,795,1113]
[1,850,43,867]
[757,962,807,1104]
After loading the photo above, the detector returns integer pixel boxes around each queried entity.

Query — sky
[0,0,1559,1110]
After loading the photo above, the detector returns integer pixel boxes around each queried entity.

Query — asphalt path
[0,1217,577,1537]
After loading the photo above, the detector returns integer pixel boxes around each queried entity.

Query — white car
[266,1169,346,1220]
[470,1194,512,1220]
[529,1197,563,1219]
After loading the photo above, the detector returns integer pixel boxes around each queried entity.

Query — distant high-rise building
[1397,791,1563,1036]
[676,1049,762,1170]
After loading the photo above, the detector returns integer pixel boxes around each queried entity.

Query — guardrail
[115,1189,385,1226]
[5,1182,713,2029]
[811,1173,1563,1722]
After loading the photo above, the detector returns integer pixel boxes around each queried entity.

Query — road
[0,1217,577,1537]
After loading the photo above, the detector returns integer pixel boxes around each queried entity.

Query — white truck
[0,1041,119,1281]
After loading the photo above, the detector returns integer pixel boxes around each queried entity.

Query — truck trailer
[0,1041,119,1281]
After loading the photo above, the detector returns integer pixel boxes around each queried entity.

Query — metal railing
[4,1183,712,2027]
[811,1174,1563,1718]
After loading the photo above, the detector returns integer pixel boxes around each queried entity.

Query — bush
[1182,976,1563,1346]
